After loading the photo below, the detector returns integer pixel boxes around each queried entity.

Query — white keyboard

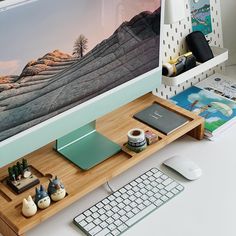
[74,168,184,236]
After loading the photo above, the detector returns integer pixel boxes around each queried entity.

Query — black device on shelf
[186,31,214,63]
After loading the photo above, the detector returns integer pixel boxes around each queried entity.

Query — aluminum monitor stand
[55,121,121,170]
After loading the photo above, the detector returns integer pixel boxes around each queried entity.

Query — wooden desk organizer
[0,93,204,236]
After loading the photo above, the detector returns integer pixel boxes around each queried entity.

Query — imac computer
[0,0,163,169]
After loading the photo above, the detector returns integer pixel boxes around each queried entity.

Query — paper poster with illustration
[171,86,236,133]
[190,0,212,35]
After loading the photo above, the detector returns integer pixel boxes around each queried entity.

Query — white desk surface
[4,69,236,236]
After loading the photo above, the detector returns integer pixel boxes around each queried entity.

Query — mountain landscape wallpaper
[0,0,161,142]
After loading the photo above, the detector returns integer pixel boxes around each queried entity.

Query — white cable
[105,181,115,194]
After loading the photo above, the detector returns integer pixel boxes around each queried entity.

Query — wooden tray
[0,93,204,236]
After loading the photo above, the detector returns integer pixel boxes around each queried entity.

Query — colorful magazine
[171,86,236,139]
[196,73,236,101]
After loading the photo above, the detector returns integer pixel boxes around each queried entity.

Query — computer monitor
[0,0,163,168]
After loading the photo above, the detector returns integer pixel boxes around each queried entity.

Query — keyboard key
[119,188,126,194]
[127,190,134,195]
[116,197,123,203]
[110,200,117,207]
[79,220,87,227]
[162,178,173,186]
[166,192,174,198]
[112,206,120,213]
[143,200,151,206]
[129,195,136,201]
[136,177,142,183]
[152,187,159,193]
[112,213,120,220]
[130,202,137,208]
[134,192,142,198]
[177,185,184,191]
[156,178,163,184]
[96,202,104,209]
[121,193,129,200]
[108,224,116,231]
[108,195,115,201]
[92,212,99,219]
[126,204,156,227]
[114,220,122,227]
[114,192,121,197]
[159,189,167,195]
[138,183,145,188]
[123,199,131,205]
[161,175,168,180]
[120,215,128,222]
[133,186,139,192]
[161,196,168,202]
[111,229,120,236]
[154,172,162,178]
[100,214,108,221]
[106,218,114,224]
[74,214,85,223]
[141,174,148,180]
[118,209,126,216]
[146,171,153,176]
[96,228,110,236]
[154,193,161,199]
[157,184,164,189]
[130,181,138,186]
[94,218,102,225]
[154,199,163,207]
[171,188,179,194]
[84,210,92,217]
[89,225,102,236]
[102,199,110,205]
[138,203,146,210]
[151,168,158,173]
[132,207,140,214]
[106,210,113,217]
[125,184,132,190]
[84,222,95,231]
[90,206,98,213]
[148,176,155,182]
[145,184,152,190]
[165,182,178,191]
[124,205,132,212]
[98,208,106,215]
[100,222,108,228]
[149,196,156,203]
[126,211,134,218]
[118,224,128,232]
[150,181,158,187]
[146,191,154,197]
[104,205,112,211]
[135,198,143,205]
[86,216,93,223]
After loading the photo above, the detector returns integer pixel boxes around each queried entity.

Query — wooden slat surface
[0,93,204,236]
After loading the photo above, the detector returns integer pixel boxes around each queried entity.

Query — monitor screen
[0,0,161,143]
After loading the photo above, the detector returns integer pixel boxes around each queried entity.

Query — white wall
[220,0,236,64]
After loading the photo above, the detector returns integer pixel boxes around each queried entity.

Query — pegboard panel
[154,0,224,99]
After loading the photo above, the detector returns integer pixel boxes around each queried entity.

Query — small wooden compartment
[0,93,204,236]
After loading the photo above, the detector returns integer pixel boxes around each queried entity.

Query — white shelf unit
[162,46,228,86]
[154,0,224,99]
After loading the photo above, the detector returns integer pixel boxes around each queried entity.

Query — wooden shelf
[0,93,204,236]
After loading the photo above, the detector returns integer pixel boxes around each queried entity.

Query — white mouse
[163,155,202,180]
